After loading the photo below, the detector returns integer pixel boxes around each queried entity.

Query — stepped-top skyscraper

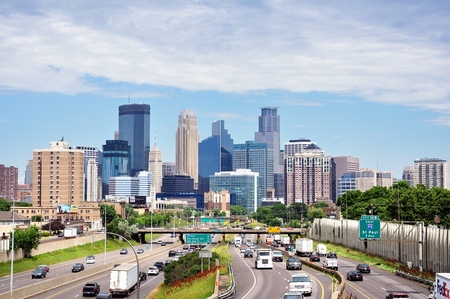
[198,120,233,194]
[148,137,163,193]
[118,103,150,176]
[175,110,200,189]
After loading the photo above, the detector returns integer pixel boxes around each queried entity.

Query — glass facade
[119,103,150,176]
[198,120,233,194]
[209,169,262,213]
[101,140,131,197]
[233,141,274,198]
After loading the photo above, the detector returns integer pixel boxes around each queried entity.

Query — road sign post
[359,215,381,239]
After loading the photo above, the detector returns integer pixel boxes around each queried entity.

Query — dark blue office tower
[101,140,131,197]
[198,120,233,194]
[119,103,150,176]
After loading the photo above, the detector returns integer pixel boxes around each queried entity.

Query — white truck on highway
[282,236,290,245]
[109,263,139,296]
[428,273,450,299]
[255,248,273,269]
[295,238,314,257]
[316,243,327,256]
[234,235,242,247]
[63,228,77,238]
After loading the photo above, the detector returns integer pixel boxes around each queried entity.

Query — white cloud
[0,1,449,117]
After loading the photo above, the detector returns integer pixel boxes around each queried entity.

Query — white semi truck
[295,238,314,257]
[428,273,450,299]
[255,248,273,269]
[110,263,139,296]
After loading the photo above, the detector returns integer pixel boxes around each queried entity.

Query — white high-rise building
[175,110,199,188]
[86,159,98,201]
[149,141,162,193]
[414,158,449,189]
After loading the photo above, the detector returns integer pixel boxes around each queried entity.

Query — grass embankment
[147,241,232,299]
[0,234,161,277]
[314,241,434,280]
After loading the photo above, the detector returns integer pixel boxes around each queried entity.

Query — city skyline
[0,1,449,184]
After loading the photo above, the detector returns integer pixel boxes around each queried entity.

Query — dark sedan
[356,263,371,273]
[32,268,47,279]
[72,263,85,272]
[139,271,147,281]
[347,270,363,281]
[286,257,302,270]
[154,261,165,271]
[309,253,320,262]
[244,249,253,258]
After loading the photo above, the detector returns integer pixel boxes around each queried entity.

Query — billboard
[56,204,71,214]
[129,196,147,205]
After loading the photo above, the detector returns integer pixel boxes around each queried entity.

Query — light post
[150,208,153,252]
[10,200,15,296]
[96,231,140,299]
[104,205,107,266]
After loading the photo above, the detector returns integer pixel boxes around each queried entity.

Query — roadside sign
[185,234,212,244]
[359,215,381,239]
[199,251,212,258]
[268,226,281,233]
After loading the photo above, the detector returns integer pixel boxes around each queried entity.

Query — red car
[347,270,363,281]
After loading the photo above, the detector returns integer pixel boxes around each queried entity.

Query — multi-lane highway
[0,233,436,299]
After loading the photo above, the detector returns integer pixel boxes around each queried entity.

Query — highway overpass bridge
[136,227,308,244]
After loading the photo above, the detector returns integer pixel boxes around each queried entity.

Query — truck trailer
[63,228,77,238]
[110,263,139,296]
[428,273,450,299]
[295,238,314,257]
[281,236,290,245]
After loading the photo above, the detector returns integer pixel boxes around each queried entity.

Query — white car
[86,255,96,264]
[147,266,160,275]
[288,272,313,296]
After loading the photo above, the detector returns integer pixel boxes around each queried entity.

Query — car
[95,293,112,299]
[120,248,128,254]
[183,245,189,250]
[173,256,180,261]
[240,246,247,253]
[286,257,302,270]
[82,282,101,297]
[356,263,371,273]
[272,250,283,262]
[243,249,253,258]
[86,255,96,264]
[154,261,165,271]
[72,263,85,272]
[137,248,144,254]
[168,250,176,257]
[57,232,64,237]
[347,270,363,281]
[139,271,147,281]
[147,266,160,275]
[326,252,338,259]
[282,292,303,299]
[38,265,50,272]
[31,268,47,279]
[385,293,410,299]
[288,272,313,296]
[171,233,176,238]
[272,242,280,248]
[309,253,320,262]
[165,259,172,266]
[160,242,166,246]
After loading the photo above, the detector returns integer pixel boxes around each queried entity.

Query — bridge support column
[180,233,184,244]
[139,233,145,244]
[222,233,226,243]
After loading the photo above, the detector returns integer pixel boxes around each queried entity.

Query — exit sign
[359,215,381,240]
[185,234,212,244]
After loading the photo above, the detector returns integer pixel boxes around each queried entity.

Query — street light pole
[104,205,107,266]
[10,200,15,296]
[150,208,153,252]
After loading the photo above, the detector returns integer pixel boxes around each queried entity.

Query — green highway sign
[185,234,212,244]
[359,215,381,240]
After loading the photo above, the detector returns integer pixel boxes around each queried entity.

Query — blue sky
[1,1,449,183]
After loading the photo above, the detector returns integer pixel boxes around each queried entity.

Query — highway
[0,233,436,299]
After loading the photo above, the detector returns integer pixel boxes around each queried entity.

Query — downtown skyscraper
[175,110,200,189]
[118,103,150,176]
[255,107,284,198]
[198,120,233,194]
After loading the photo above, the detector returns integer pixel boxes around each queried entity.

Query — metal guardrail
[218,265,235,299]
[395,270,434,286]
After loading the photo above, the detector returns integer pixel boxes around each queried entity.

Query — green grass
[0,235,161,277]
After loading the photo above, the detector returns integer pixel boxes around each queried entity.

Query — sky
[1,0,449,184]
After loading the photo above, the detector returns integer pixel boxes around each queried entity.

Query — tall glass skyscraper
[233,141,274,200]
[101,140,131,197]
[255,107,283,197]
[198,120,233,194]
[119,103,150,176]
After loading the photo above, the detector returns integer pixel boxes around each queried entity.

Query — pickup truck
[322,258,338,270]
[82,282,100,297]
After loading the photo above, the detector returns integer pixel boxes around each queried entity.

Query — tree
[31,215,43,222]
[230,205,247,216]
[10,225,41,257]
[0,199,11,211]
[307,208,326,220]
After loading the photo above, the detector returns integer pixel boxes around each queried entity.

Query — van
[96,293,112,299]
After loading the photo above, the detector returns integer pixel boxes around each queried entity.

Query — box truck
[316,243,327,256]
[274,234,281,243]
[282,236,291,245]
[234,235,242,247]
[110,263,139,296]
[428,273,450,299]
[295,238,314,257]
[63,228,77,238]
